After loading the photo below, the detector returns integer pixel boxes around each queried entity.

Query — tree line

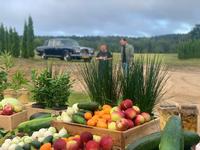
[0,16,35,58]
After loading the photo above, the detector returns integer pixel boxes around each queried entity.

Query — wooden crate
[0,110,27,131]
[181,105,199,134]
[52,118,160,150]
[25,104,63,119]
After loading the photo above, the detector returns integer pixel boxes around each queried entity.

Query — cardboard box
[0,110,27,131]
[52,118,160,150]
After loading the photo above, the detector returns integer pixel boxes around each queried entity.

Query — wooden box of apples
[52,99,160,150]
[0,98,27,130]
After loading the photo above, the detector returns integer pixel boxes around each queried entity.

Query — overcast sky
[0,0,199,37]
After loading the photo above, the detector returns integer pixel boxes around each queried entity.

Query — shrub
[31,64,71,108]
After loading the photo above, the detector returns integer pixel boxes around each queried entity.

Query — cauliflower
[58,127,68,137]
[48,127,57,134]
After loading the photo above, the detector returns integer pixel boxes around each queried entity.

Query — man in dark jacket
[120,38,134,72]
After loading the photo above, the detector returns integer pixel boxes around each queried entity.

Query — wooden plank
[52,118,160,149]
[0,110,27,130]
[123,119,160,146]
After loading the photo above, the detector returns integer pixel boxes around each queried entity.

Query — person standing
[96,44,112,78]
[119,38,134,72]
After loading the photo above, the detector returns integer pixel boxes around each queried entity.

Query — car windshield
[46,39,79,47]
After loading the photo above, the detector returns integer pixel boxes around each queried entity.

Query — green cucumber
[126,132,161,150]
[78,102,99,111]
[127,131,200,150]
[18,117,53,133]
[160,115,184,150]
[79,109,93,114]
[29,112,51,120]
[74,112,85,117]
[72,114,86,125]
[184,131,200,149]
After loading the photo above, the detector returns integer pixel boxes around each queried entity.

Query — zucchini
[127,131,200,150]
[160,115,184,150]
[29,112,51,120]
[18,117,53,133]
[72,114,86,125]
[78,102,99,111]
[126,132,161,150]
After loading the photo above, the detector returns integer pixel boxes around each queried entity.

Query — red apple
[73,137,84,149]
[100,136,113,150]
[127,119,134,129]
[124,108,137,120]
[3,104,13,115]
[53,139,66,150]
[141,112,151,122]
[0,110,3,115]
[134,115,145,126]
[111,111,124,122]
[120,99,133,110]
[116,118,129,131]
[66,140,79,150]
[80,132,93,143]
[132,106,140,114]
[86,140,100,150]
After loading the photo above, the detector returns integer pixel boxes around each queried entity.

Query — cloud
[0,0,199,36]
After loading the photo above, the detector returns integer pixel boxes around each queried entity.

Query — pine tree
[12,28,20,57]
[21,22,29,58]
[0,24,5,52]
[8,27,14,53]
[4,27,9,52]
[27,16,35,57]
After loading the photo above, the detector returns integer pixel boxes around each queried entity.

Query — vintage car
[36,38,94,61]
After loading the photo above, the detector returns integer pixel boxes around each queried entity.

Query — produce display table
[52,118,160,150]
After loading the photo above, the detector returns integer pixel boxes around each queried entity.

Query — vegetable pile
[57,99,152,131]
[0,98,23,115]
[0,127,114,150]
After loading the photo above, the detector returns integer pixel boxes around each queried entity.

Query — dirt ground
[162,68,200,105]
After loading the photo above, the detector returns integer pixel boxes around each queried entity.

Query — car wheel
[42,53,48,60]
[63,53,71,61]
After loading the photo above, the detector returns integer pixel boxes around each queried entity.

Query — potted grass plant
[31,63,71,110]
[79,61,122,106]
[121,55,169,113]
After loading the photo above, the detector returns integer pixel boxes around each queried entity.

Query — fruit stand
[52,119,160,150]
[0,57,200,150]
